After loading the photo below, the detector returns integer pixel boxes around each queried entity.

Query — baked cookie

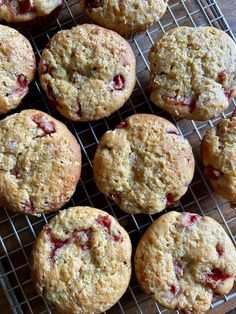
[83,0,169,36]
[39,24,136,122]
[149,26,236,121]
[0,109,81,216]
[93,114,195,214]
[0,25,36,114]
[0,0,62,23]
[135,211,236,313]
[201,111,236,202]
[31,206,132,313]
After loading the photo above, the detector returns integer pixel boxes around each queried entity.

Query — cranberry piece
[166,194,175,207]
[204,268,231,289]
[85,0,103,10]
[46,228,67,260]
[166,129,179,135]
[116,121,128,129]
[45,41,51,49]
[23,199,35,213]
[176,213,201,229]
[113,234,122,242]
[216,244,224,257]
[96,215,111,230]
[225,88,233,101]
[16,74,28,96]
[41,60,50,74]
[73,228,92,250]
[218,70,227,81]
[174,260,188,279]
[18,0,34,13]
[175,96,196,111]
[32,113,56,137]
[47,84,59,107]
[204,166,223,179]
[170,285,179,295]
[112,75,125,91]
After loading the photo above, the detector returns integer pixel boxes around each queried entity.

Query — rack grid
[0,0,236,313]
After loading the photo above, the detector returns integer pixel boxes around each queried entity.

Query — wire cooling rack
[0,0,236,313]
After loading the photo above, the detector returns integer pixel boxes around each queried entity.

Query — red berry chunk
[18,0,34,13]
[170,285,179,295]
[47,84,59,107]
[23,199,35,213]
[204,166,223,180]
[46,227,93,261]
[176,213,201,229]
[85,0,103,10]
[116,121,128,129]
[216,244,224,257]
[96,215,111,229]
[112,75,125,91]
[166,129,179,135]
[166,194,175,207]
[204,268,231,289]
[174,260,188,279]
[225,88,233,101]
[16,74,28,96]
[175,96,196,111]
[41,60,50,74]
[96,215,123,242]
[32,113,56,137]
[218,70,227,81]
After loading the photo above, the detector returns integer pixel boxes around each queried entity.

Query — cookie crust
[0,109,81,216]
[31,206,132,313]
[135,211,236,313]
[94,114,195,214]
[149,27,236,121]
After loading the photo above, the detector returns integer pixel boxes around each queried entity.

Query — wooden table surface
[1,1,236,313]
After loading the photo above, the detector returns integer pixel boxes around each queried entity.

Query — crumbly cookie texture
[135,211,236,314]
[149,26,236,121]
[93,114,195,214]
[83,0,169,36]
[201,111,236,202]
[0,25,35,114]
[31,206,132,314]
[39,24,136,122]
[0,0,62,22]
[0,109,81,216]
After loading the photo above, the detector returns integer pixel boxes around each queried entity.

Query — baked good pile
[0,1,236,313]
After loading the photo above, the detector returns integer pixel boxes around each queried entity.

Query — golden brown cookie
[201,111,236,202]
[135,211,236,313]
[149,27,236,121]
[83,0,169,36]
[93,114,195,214]
[0,109,81,216]
[31,206,132,313]
[0,25,36,114]
[39,24,136,122]
[0,0,62,22]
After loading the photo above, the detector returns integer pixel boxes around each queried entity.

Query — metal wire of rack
[0,0,236,313]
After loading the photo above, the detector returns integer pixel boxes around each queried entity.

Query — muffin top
[201,110,236,202]
[0,0,62,22]
[0,25,35,114]
[39,23,136,122]
[94,114,195,214]
[83,0,169,36]
[149,26,236,121]
[31,206,132,313]
[0,109,81,216]
[135,211,236,313]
